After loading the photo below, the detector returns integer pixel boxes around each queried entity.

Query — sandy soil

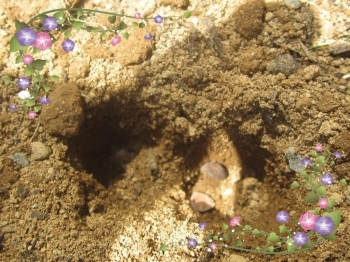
[1,0,350,261]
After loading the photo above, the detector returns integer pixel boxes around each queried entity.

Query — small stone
[190,191,215,212]
[13,153,30,167]
[267,54,301,76]
[31,142,51,160]
[284,0,300,10]
[200,162,228,180]
[329,41,350,55]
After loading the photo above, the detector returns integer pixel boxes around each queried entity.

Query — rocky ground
[1,0,350,261]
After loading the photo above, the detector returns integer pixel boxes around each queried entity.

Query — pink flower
[33,32,52,50]
[229,216,241,227]
[299,212,318,231]
[22,54,33,65]
[111,35,121,46]
[315,143,323,152]
[28,111,37,119]
[209,243,217,250]
[134,13,141,19]
[318,198,329,209]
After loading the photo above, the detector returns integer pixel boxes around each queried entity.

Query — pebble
[285,147,304,173]
[267,54,301,76]
[200,162,228,180]
[284,0,301,10]
[13,153,30,167]
[329,41,350,55]
[190,191,215,212]
[31,141,51,160]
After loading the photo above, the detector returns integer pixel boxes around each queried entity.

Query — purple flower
[154,15,164,24]
[300,157,312,166]
[9,104,18,111]
[144,33,153,40]
[28,111,37,119]
[62,39,75,52]
[293,232,308,246]
[315,143,323,152]
[188,238,197,248]
[38,97,50,105]
[16,27,37,46]
[229,216,241,227]
[321,173,334,186]
[111,35,121,46]
[198,222,207,229]
[33,32,52,50]
[314,216,335,236]
[134,13,141,19]
[22,54,33,65]
[43,16,58,31]
[299,212,317,231]
[276,211,290,224]
[17,77,31,89]
[333,151,342,159]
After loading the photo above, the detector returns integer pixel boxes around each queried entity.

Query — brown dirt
[1,0,350,261]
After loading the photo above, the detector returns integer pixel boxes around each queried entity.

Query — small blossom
[154,15,164,24]
[22,54,34,65]
[111,35,121,46]
[293,232,308,246]
[198,222,207,229]
[209,243,217,250]
[144,33,153,40]
[28,111,37,119]
[317,198,328,209]
[229,216,241,227]
[17,77,31,89]
[9,104,18,111]
[187,238,197,248]
[33,32,52,50]
[18,90,32,99]
[62,39,75,52]
[315,143,323,152]
[16,27,37,46]
[333,151,342,159]
[38,97,50,105]
[321,173,334,186]
[300,157,312,166]
[276,211,290,224]
[299,212,318,231]
[134,13,141,19]
[314,216,335,236]
[43,16,58,31]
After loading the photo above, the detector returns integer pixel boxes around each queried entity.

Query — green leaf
[316,156,326,165]
[221,223,228,231]
[213,236,218,241]
[312,165,322,173]
[328,199,335,208]
[184,11,192,19]
[304,191,319,204]
[22,105,29,113]
[33,105,41,112]
[100,32,106,38]
[53,11,65,24]
[15,20,28,31]
[122,32,129,39]
[138,22,146,28]
[29,90,38,98]
[340,179,347,185]
[92,28,99,33]
[244,225,251,230]
[286,238,298,252]
[223,232,232,241]
[316,186,326,197]
[118,21,128,30]
[323,210,342,227]
[291,181,299,188]
[309,150,317,157]
[252,229,260,235]
[3,76,12,85]
[323,230,336,241]
[15,55,22,64]
[77,9,84,18]
[64,30,72,37]
[322,149,330,158]
[51,75,59,82]
[234,239,243,247]
[267,246,274,252]
[279,225,287,233]
[33,47,40,54]
[25,99,35,107]
[32,59,46,71]
[267,232,279,242]
[33,75,41,82]
[42,84,51,92]
[108,15,116,24]
[276,241,282,247]
[10,36,28,52]
[24,66,35,77]
[159,243,167,252]
[72,21,84,30]
[86,26,93,32]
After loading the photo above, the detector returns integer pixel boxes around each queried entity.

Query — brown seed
[200,162,228,180]
[190,191,215,212]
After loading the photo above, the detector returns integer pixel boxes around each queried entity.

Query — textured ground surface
[1,0,350,261]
